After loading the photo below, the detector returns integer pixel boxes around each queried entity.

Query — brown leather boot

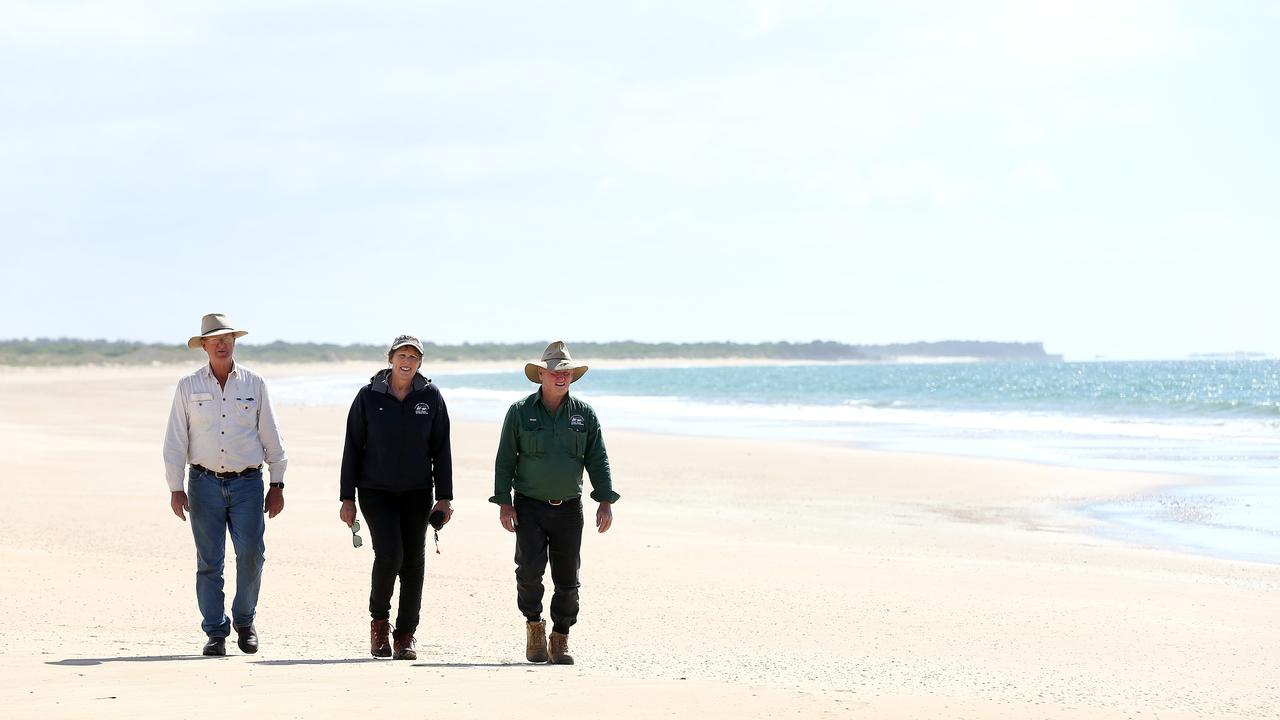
[370,619,392,658]
[525,620,549,663]
[548,631,574,665]
[393,631,417,661]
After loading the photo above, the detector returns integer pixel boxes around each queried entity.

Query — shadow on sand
[252,659,525,668]
[250,658,383,666]
[412,662,526,668]
[49,656,530,668]
[48,655,212,666]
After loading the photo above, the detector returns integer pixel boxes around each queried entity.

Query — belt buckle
[548,498,563,506]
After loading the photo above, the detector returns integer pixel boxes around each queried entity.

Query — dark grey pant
[514,494,583,634]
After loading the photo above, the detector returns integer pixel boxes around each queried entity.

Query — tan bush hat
[187,313,248,349]
[525,340,588,383]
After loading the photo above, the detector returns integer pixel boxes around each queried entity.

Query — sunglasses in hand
[350,518,363,548]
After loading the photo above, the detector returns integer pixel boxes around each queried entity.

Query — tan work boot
[525,620,549,663]
[548,631,574,665]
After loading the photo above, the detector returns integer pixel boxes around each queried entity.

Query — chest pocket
[518,416,545,455]
[562,426,587,458]
[188,395,217,430]
[231,398,258,428]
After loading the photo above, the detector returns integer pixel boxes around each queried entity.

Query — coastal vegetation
[0,338,1060,366]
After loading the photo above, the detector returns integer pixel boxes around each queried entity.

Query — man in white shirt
[163,313,288,657]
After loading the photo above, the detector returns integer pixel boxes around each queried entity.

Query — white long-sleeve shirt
[162,363,288,491]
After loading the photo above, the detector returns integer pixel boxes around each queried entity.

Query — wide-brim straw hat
[525,340,588,383]
[187,313,248,349]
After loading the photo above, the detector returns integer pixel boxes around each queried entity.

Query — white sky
[2,0,1276,360]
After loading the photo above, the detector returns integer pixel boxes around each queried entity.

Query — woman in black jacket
[339,334,453,660]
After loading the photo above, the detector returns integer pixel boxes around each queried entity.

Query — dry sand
[0,364,1276,719]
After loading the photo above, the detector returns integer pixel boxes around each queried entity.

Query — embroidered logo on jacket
[569,414,585,427]
[415,403,430,415]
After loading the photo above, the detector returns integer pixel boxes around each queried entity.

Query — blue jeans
[188,466,266,637]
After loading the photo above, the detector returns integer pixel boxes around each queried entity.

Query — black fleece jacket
[339,369,453,501]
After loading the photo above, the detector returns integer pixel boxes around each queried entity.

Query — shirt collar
[202,361,239,379]
[536,388,571,415]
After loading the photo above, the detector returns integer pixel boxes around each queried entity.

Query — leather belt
[192,464,262,479]
[516,492,580,506]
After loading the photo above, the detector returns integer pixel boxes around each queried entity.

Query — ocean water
[272,360,1280,564]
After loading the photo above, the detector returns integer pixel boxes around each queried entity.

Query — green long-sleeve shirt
[490,390,619,505]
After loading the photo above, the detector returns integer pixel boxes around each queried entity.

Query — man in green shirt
[491,341,620,665]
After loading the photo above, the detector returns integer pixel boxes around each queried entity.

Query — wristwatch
[270,481,285,488]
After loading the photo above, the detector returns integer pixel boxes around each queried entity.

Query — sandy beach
[0,363,1276,719]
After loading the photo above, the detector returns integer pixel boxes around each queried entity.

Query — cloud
[0,3,1234,223]
[999,0,1194,70]
[893,0,1197,91]
[742,0,836,38]
[868,160,976,208]
[0,1,200,46]
[1007,160,1062,196]
[374,59,604,99]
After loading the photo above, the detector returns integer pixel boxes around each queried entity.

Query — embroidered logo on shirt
[570,414,585,427]
[415,403,430,415]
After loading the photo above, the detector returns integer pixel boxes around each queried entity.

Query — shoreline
[24,362,1256,564]
[263,364,1277,567]
[14,362,1261,565]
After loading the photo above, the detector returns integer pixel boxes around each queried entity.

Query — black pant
[358,487,432,635]
[514,494,584,634]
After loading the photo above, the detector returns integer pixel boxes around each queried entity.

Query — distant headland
[0,338,1061,367]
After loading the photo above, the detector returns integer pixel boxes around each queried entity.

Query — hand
[171,491,190,521]
[499,504,517,533]
[264,486,285,518]
[339,499,357,528]
[432,499,454,527]
[596,502,613,533]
